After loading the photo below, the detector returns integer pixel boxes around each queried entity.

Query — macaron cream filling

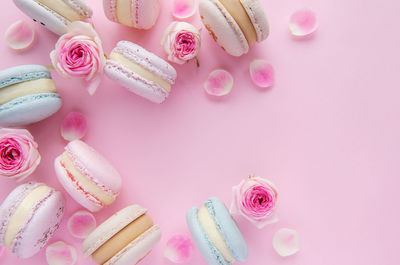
[109,51,171,93]
[0,79,57,105]
[60,152,116,207]
[92,214,153,264]
[218,0,257,46]
[36,0,86,21]
[115,0,134,27]
[3,185,51,248]
[198,206,236,263]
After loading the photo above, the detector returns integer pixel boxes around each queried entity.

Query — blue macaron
[186,197,248,265]
[0,65,62,127]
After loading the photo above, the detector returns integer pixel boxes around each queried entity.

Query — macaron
[82,204,161,265]
[0,65,62,127]
[54,140,122,212]
[105,41,177,104]
[103,0,160,30]
[186,197,248,265]
[13,0,93,35]
[0,182,65,259]
[199,0,269,56]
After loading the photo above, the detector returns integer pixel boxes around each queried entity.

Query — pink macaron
[0,182,65,259]
[103,0,160,30]
[105,40,177,103]
[54,140,122,212]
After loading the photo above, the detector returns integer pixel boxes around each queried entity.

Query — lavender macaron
[105,41,177,104]
[0,182,65,259]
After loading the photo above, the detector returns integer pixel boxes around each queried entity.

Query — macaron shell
[0,182,43,246]
[105,225,161,265]
[0,65,51,88]
[82,205,147,257]
[240,0,269,41]
[115,41,177,84]
[103,0,117,22]
[13,189,65,258]
[105,61,168,104]
[64,0,93,17]
[54,156,102,212]
[199,0,248,56]
[66,140,122,194]
[186,207,229,265]
[0,93,62,127]
[13,0,69,35]
[206,197,248,262]
[133,0,160,29]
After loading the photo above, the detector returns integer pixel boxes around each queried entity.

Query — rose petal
[61,112,88,141]
[172,0,196,20]
[5,20,35,51]
[249,60,274,88]
[46,241,77,265]
[164,235,193,263]
[204,69,233,96]
[289,9,318,37]
[273,228,300,257]
[67,210,96,239]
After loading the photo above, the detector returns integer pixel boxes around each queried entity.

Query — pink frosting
[0,128,41,182]
[161,22,201,65]
[230,176,278,229]
[50,21,106,95]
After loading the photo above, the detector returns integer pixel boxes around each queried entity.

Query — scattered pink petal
[61,112,87,141]
[249,60,274,88]
[204,69,233,96]
[289,9,318,37]
[273,228,300,257]
[172,0,196,20]
[5,20,35,51]
[46,241,77,265]
[67,210,96,239]
[164,235,193,263]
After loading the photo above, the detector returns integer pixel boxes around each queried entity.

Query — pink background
[1,0,400,264]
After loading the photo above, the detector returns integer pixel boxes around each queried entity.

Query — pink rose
[231,176,278,229]
[50,21,106,95]
[0,128,41,181]
[161,21,201,64]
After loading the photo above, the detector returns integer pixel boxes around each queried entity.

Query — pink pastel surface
[0,0,399,265]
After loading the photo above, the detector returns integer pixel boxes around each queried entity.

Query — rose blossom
[161,21,201,64]
[230,176,278,229]
[50,21,106,95]
[0,128,41,181]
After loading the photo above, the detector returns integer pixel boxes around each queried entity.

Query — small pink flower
[230,176,278,229]
[161,21,201,64]
[0,128,41,182]
[50,21,106,95]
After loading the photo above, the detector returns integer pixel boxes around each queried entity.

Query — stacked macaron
[103,0,160,29]
[187,197,248,265]
[83,204,161,265]
[13,0,93,35]
[0,65,62,127]
[105,41,177,103]
[54,140,122,212]
[0,182,65,259]
[199,0,269,56]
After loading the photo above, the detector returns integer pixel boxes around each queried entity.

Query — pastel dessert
[186,197,248,265]
[199,0,269,56]
[105,41,177,103]
[54,140,122,212]
[13,0,93,35]
[0,182,65,259]
[103,0,160,30]
[82,204,161,265]
[0,65,62,127]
